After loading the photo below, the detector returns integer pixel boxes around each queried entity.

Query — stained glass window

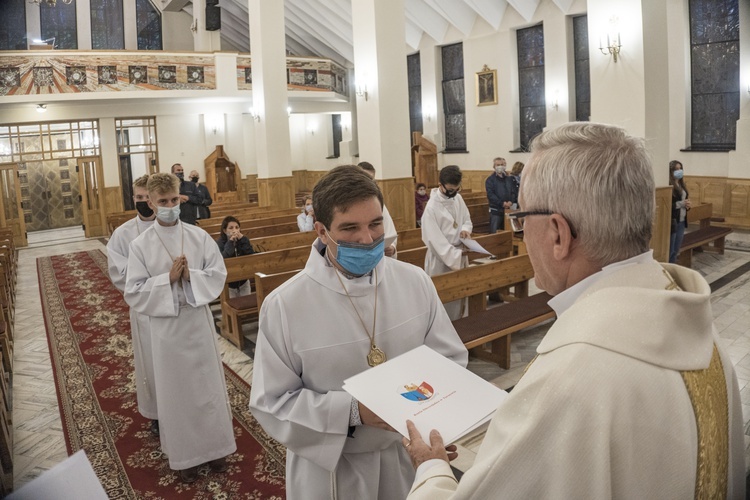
[517,24,545,151]
[442,43,466,152]
[407,53,423,136]
[136,0,162,50]
[689,0,739,150]
[40,0,78,50]
[91,0,124,50]
[0,0,27,50]
[573,15,590,122]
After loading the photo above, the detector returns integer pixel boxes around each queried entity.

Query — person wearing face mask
[669,160,691,263]
[415,183,430,227]
[216,216,255,297]
[189,169,213,220]
[485,157,518,232]
[171,163,203,225]
[358,162,399,257]
[420,165,473,320]
[249,165,467,500]
[106,174,160,438]
[297,196,315,232]
[125,173,235,484]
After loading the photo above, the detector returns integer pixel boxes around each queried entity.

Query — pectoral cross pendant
[453,221,458,229]
[367,345,386,367]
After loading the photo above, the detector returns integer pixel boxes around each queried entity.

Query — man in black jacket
[189,169,213,220]
[171,163,202,225]
[485,157,517,232]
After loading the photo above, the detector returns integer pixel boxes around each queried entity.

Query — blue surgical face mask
[157,205,180,223]
[326,230,385,276]
[673,169,684,180]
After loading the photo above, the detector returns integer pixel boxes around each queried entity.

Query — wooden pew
[220,246,312,348]
[431,254,555,369]
[397,228,424,251]
[255,270,301,311]
[211,221,300,240]
[249,231,317,252]
[199,214,298,236]
[397,231,514,268]
[677,203,732,267]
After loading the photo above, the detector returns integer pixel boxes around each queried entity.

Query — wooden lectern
[411,132,438,187]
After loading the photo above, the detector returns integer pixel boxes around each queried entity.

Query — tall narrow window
[331,114,342,159]
[91,0,124,50]
[407,53,423,137]
[442,43,466,152]
[689,0,739,150]
[572,15,590,122]
[517,24,545,151]
[0,0,27,50]
[136,0,162,50]
[40,0,78,49]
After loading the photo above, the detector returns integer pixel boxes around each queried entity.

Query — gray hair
[521,122,654,266]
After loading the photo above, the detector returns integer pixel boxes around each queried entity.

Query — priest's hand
[358,402,396,432]
[180,255,190,281]
[169,258,183,283]
[460,230,471,239]
[403,420,457,470]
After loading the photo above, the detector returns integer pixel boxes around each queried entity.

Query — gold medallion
[453,221,458,229]
[367,345,387,366]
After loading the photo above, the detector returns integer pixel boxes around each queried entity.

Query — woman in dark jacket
[216,216,255,297]
[668,160,691,263]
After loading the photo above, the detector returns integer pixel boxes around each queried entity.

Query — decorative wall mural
[0,53,216,95]
[236,56,348,95]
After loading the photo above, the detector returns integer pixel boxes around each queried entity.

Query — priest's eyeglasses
[508,210,578,238]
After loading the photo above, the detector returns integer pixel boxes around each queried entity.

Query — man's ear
[549,214,574,261]
[314,221,328,244]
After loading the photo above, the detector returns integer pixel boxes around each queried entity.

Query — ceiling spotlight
[36,104,47,113]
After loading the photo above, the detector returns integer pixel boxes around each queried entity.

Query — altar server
[403,123,745,499]
[106,174,160,435]
[420,165,473,319]
[124,173,235,483]
[250,165,467,499]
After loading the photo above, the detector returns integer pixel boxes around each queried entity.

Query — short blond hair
[147,173,180,196]
[132,174,149,191]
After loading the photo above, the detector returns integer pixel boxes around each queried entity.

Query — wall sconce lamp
[550,90,559,111]
[308,125,316,136]
[599,27,622,63]
[356,83,368,101]
[190,19,198,34]
[36,104,47,113]
[287,106,292,117]
[249,107,260,122]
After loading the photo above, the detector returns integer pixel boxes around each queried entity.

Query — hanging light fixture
[29,0,73,6]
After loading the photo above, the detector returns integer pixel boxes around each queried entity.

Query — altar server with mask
[106,174,159,436]
[420,165,473,319]
[124,173,235,483]
[249,165,467,499]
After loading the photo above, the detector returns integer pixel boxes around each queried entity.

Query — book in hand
[342,345,508,444]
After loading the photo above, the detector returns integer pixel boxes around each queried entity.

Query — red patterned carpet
[37,250,286,499]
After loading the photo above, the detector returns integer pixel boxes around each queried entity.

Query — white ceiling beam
[423,0,477,36]
[550,0,576,14]
[462,0,508,30]
[285,18,349,66]
[285,3,353,62]
[507,0,540,23]
[286,35,316,57]
[405,0,450,43]
[295,0,353,45]
[161,0,191,13]
[404,19,423,50]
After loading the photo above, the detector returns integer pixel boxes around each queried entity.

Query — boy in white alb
[107,174,159,435]
[124,173,236,483]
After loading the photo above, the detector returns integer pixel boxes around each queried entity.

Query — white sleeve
[458,197,473,234]
[421,207,463,271]
[124,242,179,318]
[183,234,228,307]
[106,226,129,292]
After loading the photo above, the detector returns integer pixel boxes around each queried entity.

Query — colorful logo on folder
[400,382,434,402]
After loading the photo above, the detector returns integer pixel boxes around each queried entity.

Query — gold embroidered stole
[680,344,729,499]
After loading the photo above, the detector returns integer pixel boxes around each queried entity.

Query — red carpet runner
[37,250,286,499]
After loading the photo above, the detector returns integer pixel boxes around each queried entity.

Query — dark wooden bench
[432,254,555,369]
[677,203,732,267]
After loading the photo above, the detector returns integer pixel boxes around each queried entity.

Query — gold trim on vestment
[680,345,729,500]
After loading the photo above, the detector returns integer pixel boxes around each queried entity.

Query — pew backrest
[221,245,311,302]
[255,270,301,310]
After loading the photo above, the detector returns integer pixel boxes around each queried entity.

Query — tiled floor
[11,230,750,489]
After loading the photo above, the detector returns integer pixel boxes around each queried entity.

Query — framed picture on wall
[476,65,497,106]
